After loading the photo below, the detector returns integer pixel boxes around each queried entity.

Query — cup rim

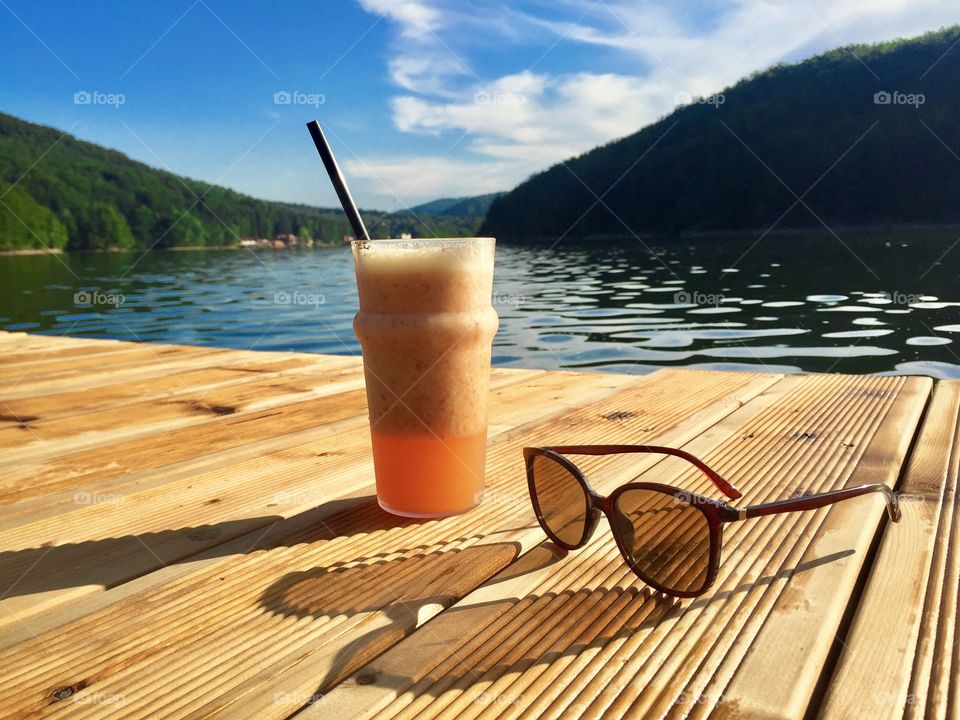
[350,237,495,247]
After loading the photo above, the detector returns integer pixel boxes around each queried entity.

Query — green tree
[157,211,206,247]
[131,205,156,245]
[88,201,135,249]
[0,183,68,249]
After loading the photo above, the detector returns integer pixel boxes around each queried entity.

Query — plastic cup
[351,238,499,517]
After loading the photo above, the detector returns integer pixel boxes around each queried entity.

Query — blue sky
[1,0,956,210]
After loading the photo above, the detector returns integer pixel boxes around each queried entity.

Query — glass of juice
[351,237,499,517]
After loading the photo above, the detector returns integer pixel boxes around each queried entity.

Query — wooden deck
[0,330,957,719]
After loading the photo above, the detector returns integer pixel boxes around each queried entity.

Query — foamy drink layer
[352,238,498,438]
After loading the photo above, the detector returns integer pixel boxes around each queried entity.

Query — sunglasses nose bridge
[593,492,622,532]
[594,492,637,561]
[572,490,605,544]
[593,492,614,516]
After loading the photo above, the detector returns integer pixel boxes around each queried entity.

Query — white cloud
[393,71,667,152]
[345,155,512,207]
[357,0,443,38]
[388,54,468,96]
[353,0,959,207]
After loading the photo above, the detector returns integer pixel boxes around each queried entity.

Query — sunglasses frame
[524,446,734,597]
[523,445,902,599]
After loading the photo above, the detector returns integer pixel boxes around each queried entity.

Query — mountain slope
[408,197,463,215]
[480,26,960,240]
[410,193,504,218]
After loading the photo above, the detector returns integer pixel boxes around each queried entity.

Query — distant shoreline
[495,222,960,244]
[0,247,65,256]
[0,243,343,256]
[2,222,958,255]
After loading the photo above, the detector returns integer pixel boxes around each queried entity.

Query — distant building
[400,232,412,239]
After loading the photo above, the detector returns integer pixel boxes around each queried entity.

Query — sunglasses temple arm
[676,450,742,500]
[738,483,901,522]
[544,445,743,500]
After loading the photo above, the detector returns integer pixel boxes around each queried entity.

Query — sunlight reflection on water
[3,233,959,378]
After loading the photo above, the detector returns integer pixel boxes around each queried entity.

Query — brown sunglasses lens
[613,488,711,595]
[530,453,589,546]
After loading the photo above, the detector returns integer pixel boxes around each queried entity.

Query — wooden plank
[312,373,929,720]
[0,342,225,382]
[0,341,139,368]
[0,367,778,718]
[0,354,359,424]
[0,365,539,509]
[0,385,369,504]
[819,381,960,720]
[0,345,243,399]
[0,341,353,404]
[0,332,112,353]
[0,361,367,459]
[910,387,960,720]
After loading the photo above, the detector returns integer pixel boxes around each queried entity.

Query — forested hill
[0,112,481,250]
[409,193,504,218]
[481,26,960,240]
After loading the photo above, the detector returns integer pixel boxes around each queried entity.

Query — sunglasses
[523,445,901,598]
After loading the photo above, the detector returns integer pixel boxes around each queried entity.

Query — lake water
[3,231,959,378]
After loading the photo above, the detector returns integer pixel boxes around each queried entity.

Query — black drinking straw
[306,120,370,241]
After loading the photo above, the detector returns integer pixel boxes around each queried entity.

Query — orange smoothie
[352,238,498,517]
